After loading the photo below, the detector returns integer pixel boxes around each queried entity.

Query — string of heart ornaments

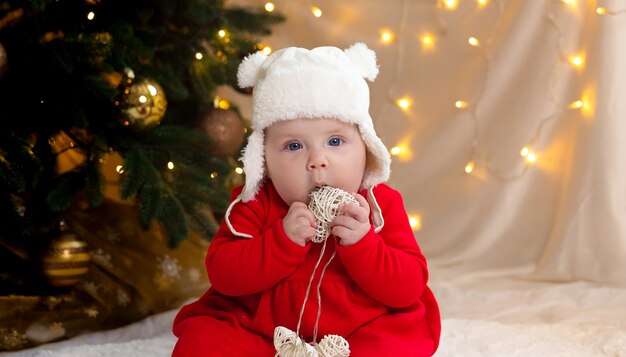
[273,186,358,357]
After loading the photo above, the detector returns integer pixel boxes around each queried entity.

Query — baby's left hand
[331,193,370,246]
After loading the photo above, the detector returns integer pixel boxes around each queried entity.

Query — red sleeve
[335,184,428,308]
[206,186,311,296]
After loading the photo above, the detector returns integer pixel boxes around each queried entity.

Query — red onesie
[173,181,440,356]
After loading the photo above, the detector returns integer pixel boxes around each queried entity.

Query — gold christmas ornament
[118,78,167,129]
[41,231,91,287]
[198,108,246,156]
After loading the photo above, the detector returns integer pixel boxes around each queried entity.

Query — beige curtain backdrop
[222,0,626,287]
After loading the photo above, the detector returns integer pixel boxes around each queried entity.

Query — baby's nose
[307,152,328,170]
[308,162,327,169]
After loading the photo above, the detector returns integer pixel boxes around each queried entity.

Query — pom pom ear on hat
[237,51,268,88]
[344,42,379,82]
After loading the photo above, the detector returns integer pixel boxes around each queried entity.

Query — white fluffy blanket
[4,276,626,357]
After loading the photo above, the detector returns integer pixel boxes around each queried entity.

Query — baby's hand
[331,193,370,246]
[282,202,317,246]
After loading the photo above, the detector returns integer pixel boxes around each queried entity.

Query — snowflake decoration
[81,281,99,296]
[91,249,113,269]
[157,255,181,280]
[117,288,131,307]
[45,296,62,310]
[85,308,99,318]
[48,322,65,338]
[188,268,201,282]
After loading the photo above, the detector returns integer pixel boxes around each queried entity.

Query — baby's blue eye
[328,137,343,146]
[287,142,302,151]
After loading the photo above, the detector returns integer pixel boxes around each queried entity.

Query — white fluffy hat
[237,43,391,202]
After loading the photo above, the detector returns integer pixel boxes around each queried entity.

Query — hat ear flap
[344,43,379,82]
[237,51,268,88]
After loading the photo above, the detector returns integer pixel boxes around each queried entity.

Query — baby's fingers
[288,202,317,227]
[340,202,369,224]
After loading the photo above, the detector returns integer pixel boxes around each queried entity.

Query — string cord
[296,239,328,338]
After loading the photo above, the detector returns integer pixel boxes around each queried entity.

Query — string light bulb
[477,0,488,7]
[262,46,272,55]
[468,37,480,47]
[311,6,323,17]
[520,146,537,164]
[579,87,595,116]
[569,100,584,109]
[213,96,230,110]
[210,172,218,179]
[87,11,95,20]
[380,30,394,44]
[409,215,422,230]
[441,0,459,10]
[396,97,412,110]
[421,34,435,50]
[218,29,227,38]
[390,146,403,156]
[116,165,124,174]
[167,162,175,170]
[596,7,607,15]
[195,52,203,60]
[218,100,230,109]
[568,54,584,68]
[520,146,530,157]
[465,161,475,174]
[389,142,412,161]
[235,167,244,175]
[264,2,275,12]
[455,100,468,108]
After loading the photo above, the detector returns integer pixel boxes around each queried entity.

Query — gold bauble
[41,232,91,287]
[198,108,246,157]
[118,78,167,130]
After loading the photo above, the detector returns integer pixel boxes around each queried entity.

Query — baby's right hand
[282,202,317,246]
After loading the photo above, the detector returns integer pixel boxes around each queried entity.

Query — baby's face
[264,118,367,205]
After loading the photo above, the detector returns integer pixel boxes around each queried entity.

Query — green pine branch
[0,0,283,248]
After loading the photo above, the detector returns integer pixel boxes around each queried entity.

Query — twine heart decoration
[308,186,359,243]
[274,327,350,357]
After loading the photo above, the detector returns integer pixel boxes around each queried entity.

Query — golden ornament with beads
[118,78,167,129]
[41,231,91,287]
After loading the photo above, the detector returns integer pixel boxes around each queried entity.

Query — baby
[172,43,441,356]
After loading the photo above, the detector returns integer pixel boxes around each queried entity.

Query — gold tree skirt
[0,198,211,351]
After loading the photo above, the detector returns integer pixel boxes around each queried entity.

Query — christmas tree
[0,0,282,350]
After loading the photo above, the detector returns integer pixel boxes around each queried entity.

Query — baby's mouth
[312,181,329,191]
